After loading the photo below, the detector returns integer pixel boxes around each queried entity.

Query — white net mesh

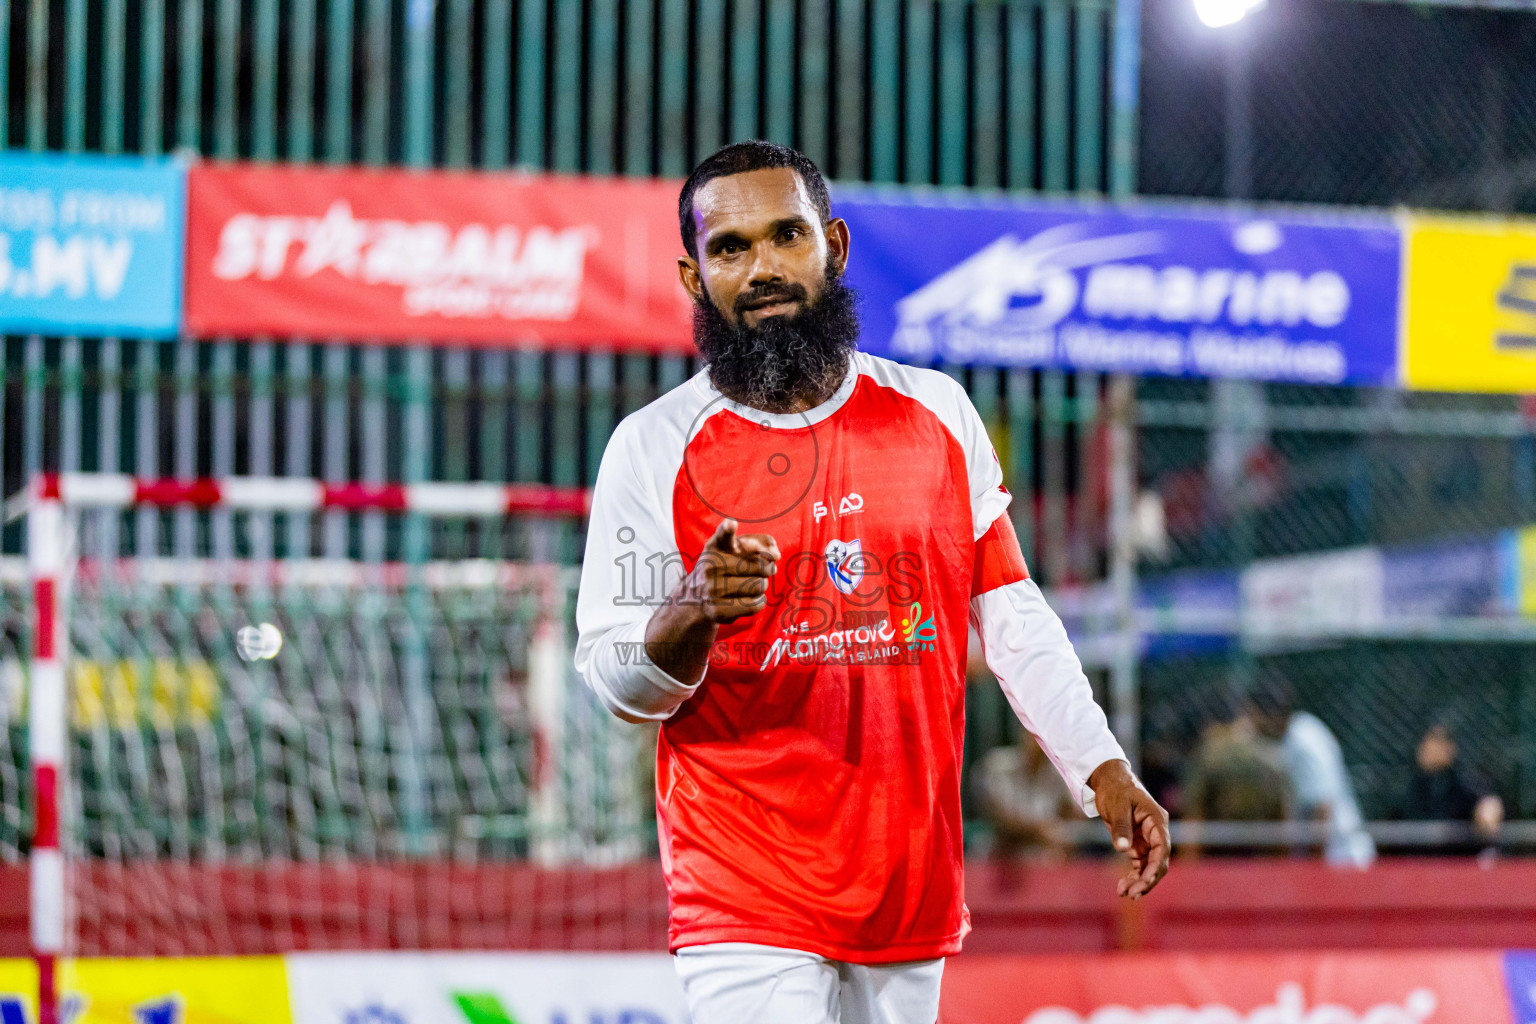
[2,505,657,955]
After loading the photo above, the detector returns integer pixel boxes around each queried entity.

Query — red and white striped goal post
[22,472,592,1024]
[33,471,592,516]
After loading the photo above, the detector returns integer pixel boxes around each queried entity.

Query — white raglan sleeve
[944,374,1014,542]
[950,381,1128,817]
[573,417,703,723]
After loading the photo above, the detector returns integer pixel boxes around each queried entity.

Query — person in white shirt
[1252,684,1375,868]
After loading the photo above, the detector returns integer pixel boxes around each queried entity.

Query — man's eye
[781,228,801,241]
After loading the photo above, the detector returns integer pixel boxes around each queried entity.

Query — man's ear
[678,255,705,303]
[827,217,851,276]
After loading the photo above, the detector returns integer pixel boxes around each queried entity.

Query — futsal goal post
[11,473,656,1022]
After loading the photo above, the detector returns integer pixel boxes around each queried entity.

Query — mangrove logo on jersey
[0,152,185,338]
[838,191,1402,386]
[758,613,902,669]
[1402,213,1536,394]
[184,164,694,350]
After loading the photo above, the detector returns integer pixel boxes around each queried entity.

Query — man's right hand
[691,518,781,624]
[644,519,780,687]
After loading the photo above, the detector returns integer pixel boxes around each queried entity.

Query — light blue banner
[0,151,186,338]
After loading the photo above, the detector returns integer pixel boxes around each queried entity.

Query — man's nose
[746,243,786,287]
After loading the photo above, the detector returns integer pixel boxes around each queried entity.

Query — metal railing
[1047,818,1536,852]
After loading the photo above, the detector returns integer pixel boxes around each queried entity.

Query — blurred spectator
[1180,713,1292,857]
[1251,683,1377,869]
[1184,715,1292,823]
[1398,721,1503,855]
[972,735,1076,861]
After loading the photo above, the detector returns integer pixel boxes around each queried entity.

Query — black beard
[692,262,861,414]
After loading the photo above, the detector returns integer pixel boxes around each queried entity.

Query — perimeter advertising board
[0,152,185,338]
[1402,214,1536,395]
[0,951,1528,1024]
[0,957,289,1024]
[837,191,1402,386]
[183,164,694,351]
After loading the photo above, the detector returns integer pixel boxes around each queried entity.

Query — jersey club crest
[825,538,864,595]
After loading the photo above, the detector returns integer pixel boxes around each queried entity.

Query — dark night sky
[1139,0,1536,214]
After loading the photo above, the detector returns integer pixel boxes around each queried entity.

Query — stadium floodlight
[1194,0,1266,27]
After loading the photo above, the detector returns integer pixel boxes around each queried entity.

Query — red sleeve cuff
[972,511,1031,597]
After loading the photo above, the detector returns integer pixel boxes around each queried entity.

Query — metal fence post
[1108,375,1140,766]
[1109,0,1143,767]
[401,0,437,857]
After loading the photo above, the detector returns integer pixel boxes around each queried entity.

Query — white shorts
[673,942,944,1024]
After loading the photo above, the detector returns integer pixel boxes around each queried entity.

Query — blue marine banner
[0,152,186,338]
[836,189,1402,386]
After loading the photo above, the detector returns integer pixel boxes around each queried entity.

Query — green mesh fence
[1130,377,1536,824]
[1141,642,1536,823]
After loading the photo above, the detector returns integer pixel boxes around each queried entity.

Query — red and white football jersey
[574,350,1125,963]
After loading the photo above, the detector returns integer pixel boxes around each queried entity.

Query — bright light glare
[1194,0,1266,27]
[236,622,284,662]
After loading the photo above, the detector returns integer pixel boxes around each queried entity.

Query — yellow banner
[1403,214,1536,394]
[0,958,290,1024]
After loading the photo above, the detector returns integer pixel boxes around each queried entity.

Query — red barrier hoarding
[940,951,1511,1024]
[184,163,696,350]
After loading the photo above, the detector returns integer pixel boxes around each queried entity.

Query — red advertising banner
[184,163,696,350]
[939,951,1512,1024]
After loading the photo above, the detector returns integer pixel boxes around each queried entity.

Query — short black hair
[1422,712,1458,742]
[1248,676,1296,720]
[678,141,831,260]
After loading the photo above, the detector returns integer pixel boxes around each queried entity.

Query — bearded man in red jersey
[575,141,1170,1024]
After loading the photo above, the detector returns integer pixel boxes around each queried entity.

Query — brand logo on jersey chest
[813,491,864,523]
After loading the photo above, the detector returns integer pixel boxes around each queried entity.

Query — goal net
[4,474,659,984]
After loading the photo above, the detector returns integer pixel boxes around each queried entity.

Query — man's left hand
[1089,759,1171,899]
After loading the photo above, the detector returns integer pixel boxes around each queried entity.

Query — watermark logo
[681,394,819,525]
